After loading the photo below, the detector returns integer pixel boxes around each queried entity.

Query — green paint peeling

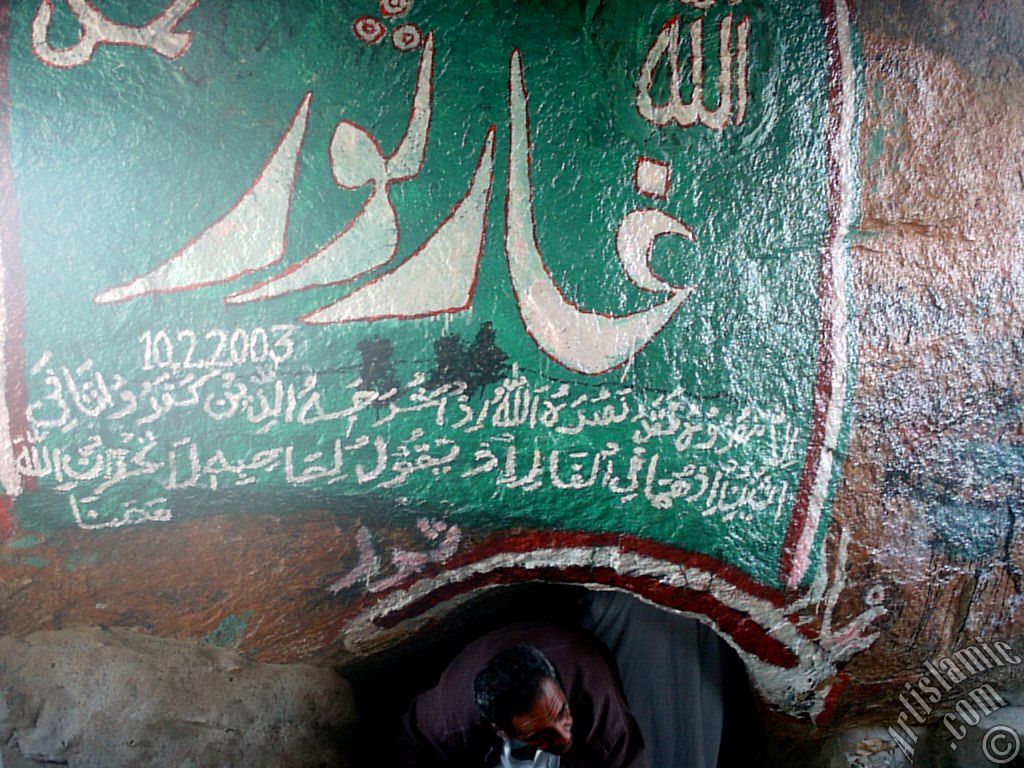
[3,553,49,568]
[64,551,100,572]
[204,611,252,649]
[6,535,43,549]
[864,78,906,181]
[866,126,885,166]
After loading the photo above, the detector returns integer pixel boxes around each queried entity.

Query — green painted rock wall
[1,0,866,718]
[7,0,849,583]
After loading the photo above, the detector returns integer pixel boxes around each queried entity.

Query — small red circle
[392,23,423,52]
[380,0,411,18]
[353,16,386,45]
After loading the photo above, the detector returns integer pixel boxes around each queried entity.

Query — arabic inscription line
[22,352,801,530]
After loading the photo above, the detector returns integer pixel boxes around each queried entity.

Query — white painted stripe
[0,231,21,498]
[787,0,856,588]
[339,545,838,717]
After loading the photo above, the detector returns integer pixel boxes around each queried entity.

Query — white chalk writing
[329,517,461,593]
[139,325,297,371]
[24,351,800,529]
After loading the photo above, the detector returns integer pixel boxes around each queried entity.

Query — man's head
[473,644,574,754]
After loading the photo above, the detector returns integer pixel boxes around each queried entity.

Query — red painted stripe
[778,0,845,586]
[437,530,787,607]
[0,493,13,540]
[814,670,850,725]
[373,563,800,668]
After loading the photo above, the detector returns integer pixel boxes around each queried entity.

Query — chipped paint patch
[3,553,49,568]
[5,535,42,549]
[204,611,252,649]
[64,551,100,572]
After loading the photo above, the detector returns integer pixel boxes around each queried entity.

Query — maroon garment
[393,622,648,768]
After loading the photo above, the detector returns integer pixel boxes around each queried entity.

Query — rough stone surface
[817,727,911,767]
[808,711,1024,768]
[0,627,357,768]
[822,0,1024,726]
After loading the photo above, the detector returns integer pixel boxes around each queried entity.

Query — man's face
[504,677,574,755]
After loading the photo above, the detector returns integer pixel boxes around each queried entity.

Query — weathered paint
[825,1,1024,722]
[204,610,252,649]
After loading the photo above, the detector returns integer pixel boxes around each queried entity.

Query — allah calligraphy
[636,13,751,131]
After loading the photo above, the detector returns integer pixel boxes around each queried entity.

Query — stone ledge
[0,627,357,768]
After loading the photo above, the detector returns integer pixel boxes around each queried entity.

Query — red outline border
[430,530,788,607]
[353,16,386,47]
[324,528,822,673]
[391,24,422,53]
[777,0,848,587]
[379,0,410,19]
[326,527,877,722]
[376,562,800,668]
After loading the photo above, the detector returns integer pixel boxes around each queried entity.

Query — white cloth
[496,738,560,768]
[582,591,723,768]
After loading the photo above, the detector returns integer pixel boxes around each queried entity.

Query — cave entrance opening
[339,583,765,766]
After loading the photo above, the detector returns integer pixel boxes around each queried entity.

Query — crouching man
[393,621,648,768]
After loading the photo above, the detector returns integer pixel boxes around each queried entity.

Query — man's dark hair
[473,644,557,729]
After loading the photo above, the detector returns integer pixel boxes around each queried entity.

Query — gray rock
[916,705,1024,768]
[817,726,920,768]
[0,627,357,768]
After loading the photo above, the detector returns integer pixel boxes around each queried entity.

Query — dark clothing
[583,591,724,768]
[394,622,648,768]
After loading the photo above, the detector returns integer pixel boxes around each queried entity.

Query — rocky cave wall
[0,0,1022,765]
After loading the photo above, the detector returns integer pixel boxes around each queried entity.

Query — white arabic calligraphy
[24,352,800,528]
[328,518,461,593]
[506,50,695,375]
[636,13,751,131]
[94,96,312,303]
[226,34,438,303]
[31,0,200,70]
